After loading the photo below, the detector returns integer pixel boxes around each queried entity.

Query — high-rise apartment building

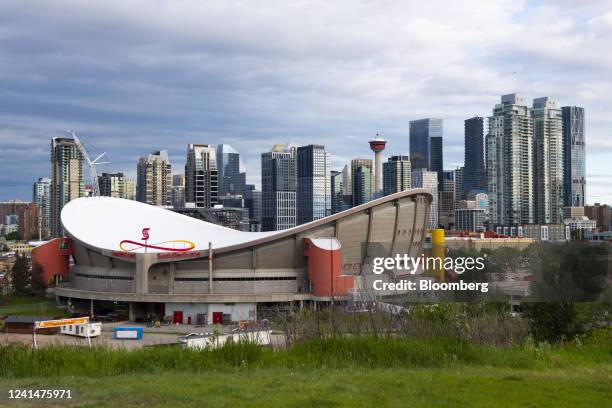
[383,155,411,196]
[296,145,331,224]
[124,179,136,200]
[185,144,218,208]
[50,137,84,237]
[261,145,296,231]
[412,168,438,229]
[409,118,443,174]
[32,177,51,239]
[98,172,130,199]
[584,203,611,231]
[350,159,372,206]
[136,150,172,207]
[0,200,39,240]
[216,144,246,197]
[454,166,464,203]
[532,97,564,224]
[486,94,533,225]
[463,116,486,196]
[562,106,586,207]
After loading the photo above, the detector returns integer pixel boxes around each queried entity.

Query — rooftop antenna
[69,130,110,197]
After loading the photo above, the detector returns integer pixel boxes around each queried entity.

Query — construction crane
[69,130,110,197]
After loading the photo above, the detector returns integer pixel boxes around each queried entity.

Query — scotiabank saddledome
[53,189,431,322]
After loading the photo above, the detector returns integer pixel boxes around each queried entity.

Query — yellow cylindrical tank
[429,229,445,282]
[430,228,445,245]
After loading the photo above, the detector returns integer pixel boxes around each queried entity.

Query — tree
[5,231,20,241]
[521,242,611,342]
[30,262,46,297]
[10,254,30,296]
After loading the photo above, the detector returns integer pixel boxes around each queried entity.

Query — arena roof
[61,189,431,254]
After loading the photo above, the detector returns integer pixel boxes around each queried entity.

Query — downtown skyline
[0,1,611,203]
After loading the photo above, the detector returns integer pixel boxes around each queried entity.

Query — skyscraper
[463,116,486,197]
[216,144,247,197]
[185,144,218,208]
[411,168,438,229]
[532,97,564,224]
[32,177,51,239]
[330,170,344,214]
[429,135,444,192]
[136,150,172,207]
[409,118,443,172]
[172,174,185,208]
[244,184,262,231]
[341,164,352,196]
[261,145,296,231]
[383,155,411,196]
[353,165,373,206]
[486,94,533,225]
[350,158,372,206]
[296,145,331,224]
[439,170,455,229]
[50,137,84,237]
[562,106,586,207]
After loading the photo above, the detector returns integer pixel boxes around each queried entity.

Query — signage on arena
[118,228,196,253]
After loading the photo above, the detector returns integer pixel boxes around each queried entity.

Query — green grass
[0,367,610,407]
[0,332,610,406]
[0,296,68,318]
[1,333,610,378]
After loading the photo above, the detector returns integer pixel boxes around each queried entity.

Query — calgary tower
[368,133,387,195]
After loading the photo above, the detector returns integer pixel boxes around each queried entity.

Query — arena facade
[46,189,432,323]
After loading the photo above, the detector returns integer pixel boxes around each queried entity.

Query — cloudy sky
[1,0,611,203]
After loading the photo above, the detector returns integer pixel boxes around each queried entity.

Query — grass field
[1,366,610,407]
[0,296,68,318]
[0,333,610,407]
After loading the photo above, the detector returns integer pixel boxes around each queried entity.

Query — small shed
[1,316,59,334]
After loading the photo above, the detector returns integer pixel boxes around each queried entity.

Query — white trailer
[179,330,271,350]
[60,322,102,338]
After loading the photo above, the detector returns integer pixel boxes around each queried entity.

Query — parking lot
[1,321,284,349]
[2,321,236,349]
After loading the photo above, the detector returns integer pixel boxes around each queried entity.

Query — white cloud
[0,0,610,203]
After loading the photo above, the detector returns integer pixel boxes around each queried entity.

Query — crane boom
[69,130,109,197]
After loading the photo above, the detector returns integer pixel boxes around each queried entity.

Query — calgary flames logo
[119,227,195,252]
[141,227,150,241]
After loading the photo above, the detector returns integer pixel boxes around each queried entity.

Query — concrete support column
[136,254,154,294]
[128,302,135,321]
[90,299,94,317]
[208,243,214,294]
[168,263,175,294]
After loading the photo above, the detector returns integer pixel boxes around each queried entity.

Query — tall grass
[276,303,529,346]
[1,329,610,378]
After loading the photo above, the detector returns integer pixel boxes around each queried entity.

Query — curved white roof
[61,197,277,253]
[61,189,432,254]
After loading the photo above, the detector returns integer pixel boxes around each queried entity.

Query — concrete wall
[164,302,255,323]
